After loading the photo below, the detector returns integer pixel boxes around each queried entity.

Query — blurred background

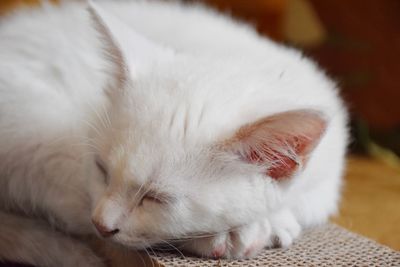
[1,0,399,250]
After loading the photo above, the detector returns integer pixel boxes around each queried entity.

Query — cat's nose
[92,219,119,238]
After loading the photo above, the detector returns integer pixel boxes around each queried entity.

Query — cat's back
[103,0,280,57]
[103,0,347,165]
[104,0,344,111]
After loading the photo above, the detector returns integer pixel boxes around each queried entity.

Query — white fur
[0,0,348,264]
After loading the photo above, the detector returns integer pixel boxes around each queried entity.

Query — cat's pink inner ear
[230,110,326,180]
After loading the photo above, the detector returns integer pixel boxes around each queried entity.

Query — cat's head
[87,2,327,247]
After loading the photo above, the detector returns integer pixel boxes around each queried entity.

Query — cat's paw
[269,209,301,248]
[181,209,301,259]
[181,219,272,259]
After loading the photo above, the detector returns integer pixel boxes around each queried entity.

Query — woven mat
[150,224,400,267]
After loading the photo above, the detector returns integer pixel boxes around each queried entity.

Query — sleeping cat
[0,0,348,266]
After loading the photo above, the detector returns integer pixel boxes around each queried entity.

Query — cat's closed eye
[139,191,173,206]
[140,195,164,206]
[95,157,109,183]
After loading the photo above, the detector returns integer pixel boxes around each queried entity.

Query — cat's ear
[224,110,327,180]
[87,1,172,79]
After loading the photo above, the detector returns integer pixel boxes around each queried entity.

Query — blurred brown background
[1,0,399,250]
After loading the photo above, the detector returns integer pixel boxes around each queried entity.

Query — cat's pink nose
[92,219,119,238]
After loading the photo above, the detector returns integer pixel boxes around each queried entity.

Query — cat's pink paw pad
[212,244,226,258]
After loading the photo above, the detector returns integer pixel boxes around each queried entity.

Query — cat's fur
[0,0,348,266]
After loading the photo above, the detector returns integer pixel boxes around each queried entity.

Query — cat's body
[0,1,348,266]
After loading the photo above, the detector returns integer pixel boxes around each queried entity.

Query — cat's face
[87,2,326,247]
[89,68,274,246]
[92,132,271,247]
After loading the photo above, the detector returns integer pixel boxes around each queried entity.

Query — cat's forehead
[126,69,239,143]
[107,121,234,184]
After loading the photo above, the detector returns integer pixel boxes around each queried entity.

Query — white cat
[0,0,348,266]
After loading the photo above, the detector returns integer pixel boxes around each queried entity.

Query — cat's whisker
[87,101,109,131]
[158,239,187,260]
[80,119,103,138]
[99,101,113,130]
[148,245,160,265]
[142,247,156,267]
[133,249,147,267]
